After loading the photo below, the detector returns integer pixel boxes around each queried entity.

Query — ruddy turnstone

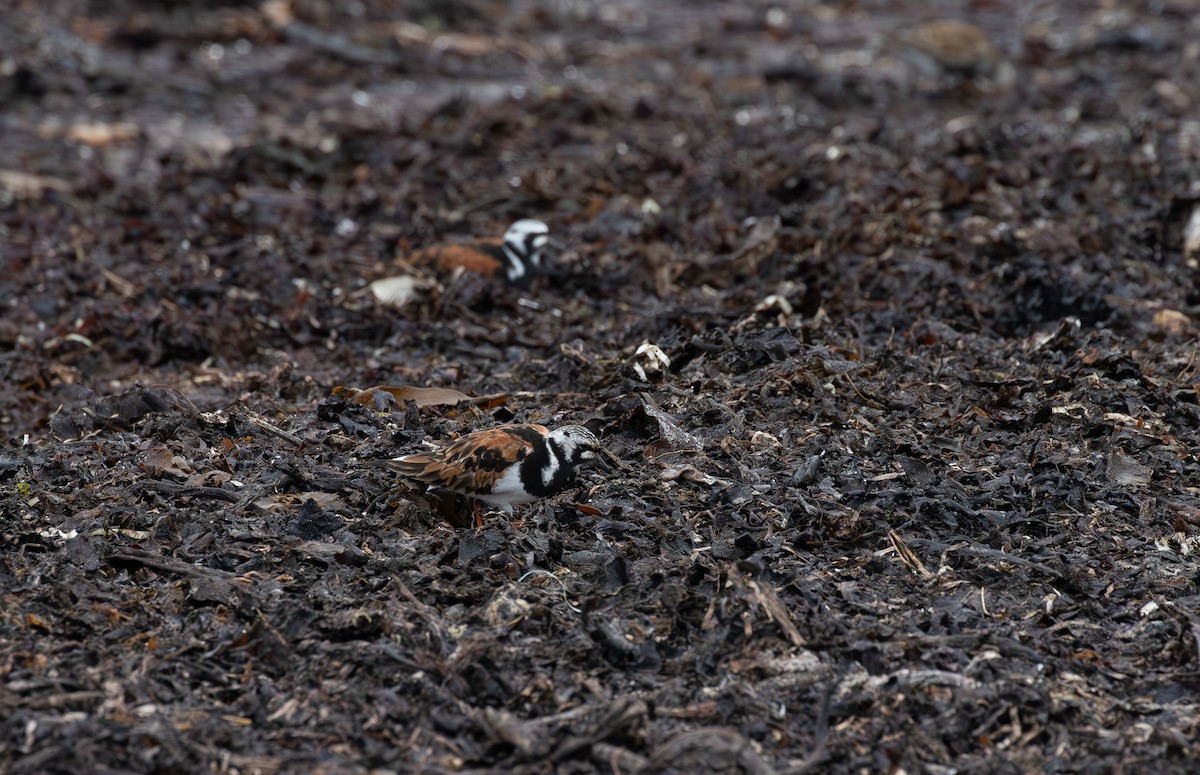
[390,423,607,514]
[371,219,554,307]
[894,20,1014,90]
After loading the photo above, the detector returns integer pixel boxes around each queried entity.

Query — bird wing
[389,424,544,495]
[407,241,507,280]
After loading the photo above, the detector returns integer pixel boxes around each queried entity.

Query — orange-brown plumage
[389,423,605,513]
[372,220,553,307]
[390,424,541,496]
[408,240,508,281]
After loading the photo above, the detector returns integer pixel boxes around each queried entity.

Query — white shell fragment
[370,275,435,308]
[632,341,671,382]
[1184,205,1200,263]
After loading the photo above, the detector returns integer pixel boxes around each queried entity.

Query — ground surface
[3,0,1200,772]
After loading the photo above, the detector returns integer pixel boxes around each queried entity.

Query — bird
[893,20,1015,90]
[371,219,555,307]
[389,423,608,517]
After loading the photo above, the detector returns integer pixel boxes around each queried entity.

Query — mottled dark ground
[4,0,1200,772]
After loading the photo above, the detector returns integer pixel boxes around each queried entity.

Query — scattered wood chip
[66,121,140,146]
[0,169,73,198]
[889,530,933,580]
[1153,79,1191,112]
[100,267,139,298]
[390,20,540,59]
[254,492,346,512]
[742,574,807,646]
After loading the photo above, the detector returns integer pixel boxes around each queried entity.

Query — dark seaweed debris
[3,1,1200,773]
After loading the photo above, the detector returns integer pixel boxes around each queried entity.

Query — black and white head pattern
[523,424,602,496]
[501,219,551,286]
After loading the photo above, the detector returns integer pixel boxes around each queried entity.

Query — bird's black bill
[592,449,618,472]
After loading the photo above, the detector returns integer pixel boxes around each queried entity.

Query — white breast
[476,464,538,509]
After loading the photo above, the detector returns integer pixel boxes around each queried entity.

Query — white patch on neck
[501,220,549,283]
[502,243,527,282]
[541,441,563,487]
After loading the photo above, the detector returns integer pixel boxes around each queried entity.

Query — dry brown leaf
[25,613,52,631]
[143,445,192,479]
[333,384,507,410]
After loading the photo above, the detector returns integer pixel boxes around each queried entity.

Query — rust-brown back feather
[406,241,506,280]
[389,424,546,496]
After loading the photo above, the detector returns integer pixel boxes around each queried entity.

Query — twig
[888,530,933,579]
[781,669,837,775]
[643,727,775,775]
[550,699,648,764]
[282,21,403,67]
[246,415,304,447]
[109,548,237,579]
[944,544,1063,579]
[263,2,405,68]
[139,479,240,503]
[728,565,806,647]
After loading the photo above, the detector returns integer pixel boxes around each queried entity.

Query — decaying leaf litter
[3,0,1200,772]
